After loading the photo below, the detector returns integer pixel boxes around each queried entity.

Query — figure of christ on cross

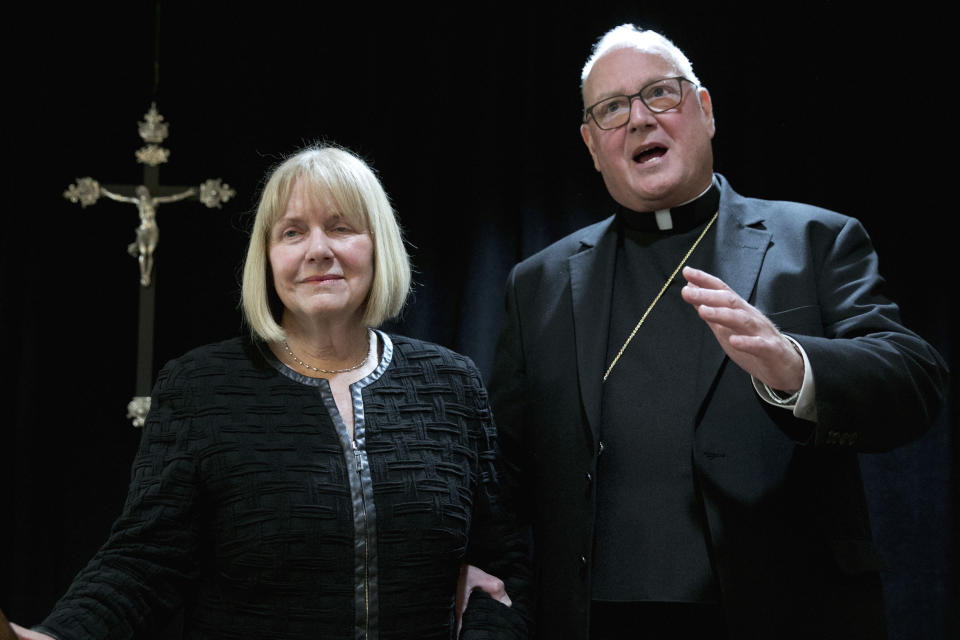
[100,184,196,287]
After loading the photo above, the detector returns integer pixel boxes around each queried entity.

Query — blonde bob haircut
[241,145,411,343]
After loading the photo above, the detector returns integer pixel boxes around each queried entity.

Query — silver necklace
[282,331,371,374]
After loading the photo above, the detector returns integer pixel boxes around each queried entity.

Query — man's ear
[697,87,716,138]
[580,123,602,172]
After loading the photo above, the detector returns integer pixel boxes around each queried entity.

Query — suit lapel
[569,217,618,444]
[693,179,773,410]
[567,179,772,434]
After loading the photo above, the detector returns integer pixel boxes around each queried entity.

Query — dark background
[3,2,955,638]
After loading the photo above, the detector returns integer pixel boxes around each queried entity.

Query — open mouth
[633,145,667,163]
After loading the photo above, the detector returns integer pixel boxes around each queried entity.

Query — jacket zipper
[354,443,370,638]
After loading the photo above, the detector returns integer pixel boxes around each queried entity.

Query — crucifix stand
[64,103,236,427]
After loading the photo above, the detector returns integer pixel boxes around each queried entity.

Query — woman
[16,145,528,639]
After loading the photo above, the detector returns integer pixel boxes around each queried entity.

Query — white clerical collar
[654,210,674,230]
[652,177,718,231]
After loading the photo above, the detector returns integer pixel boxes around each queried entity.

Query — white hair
[581,24,701,100]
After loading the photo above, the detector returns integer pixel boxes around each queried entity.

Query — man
[487,24,949,639]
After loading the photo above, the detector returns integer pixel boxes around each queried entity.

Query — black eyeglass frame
[582,77,697,130]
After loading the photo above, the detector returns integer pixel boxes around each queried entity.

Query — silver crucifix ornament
[63,103,236,427]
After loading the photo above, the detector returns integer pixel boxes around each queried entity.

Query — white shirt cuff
[752,335,817,422]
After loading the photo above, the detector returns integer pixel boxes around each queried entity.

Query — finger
[683,285,745,310]
[479,582,511,607]
[10,623,54,640]
[682,266,731,290]
[455,564,471,617]
[696,305,758,331]
[471,570,512,607]
[479,576,507,601]
[680,283,699,306]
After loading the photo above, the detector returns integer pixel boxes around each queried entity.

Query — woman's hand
[455,564,512,635]
[8,622,55,640]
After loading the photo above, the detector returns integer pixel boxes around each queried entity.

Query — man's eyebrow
[591,88,630,103]
[589,77,666,104]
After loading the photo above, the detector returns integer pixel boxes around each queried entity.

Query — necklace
[602,211,719,382]
[282,330,372,374]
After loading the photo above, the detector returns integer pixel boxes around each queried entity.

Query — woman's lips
[302,274,343,283]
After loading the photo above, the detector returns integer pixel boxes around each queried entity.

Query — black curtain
[4,4,955,639]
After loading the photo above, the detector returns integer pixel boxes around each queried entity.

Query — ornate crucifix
[63,103,236,427]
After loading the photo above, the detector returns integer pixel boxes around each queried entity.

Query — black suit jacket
[488,175,948,639]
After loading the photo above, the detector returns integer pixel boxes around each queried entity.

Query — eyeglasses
[583,77,695,130]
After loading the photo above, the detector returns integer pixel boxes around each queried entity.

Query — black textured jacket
[40,332,529,639]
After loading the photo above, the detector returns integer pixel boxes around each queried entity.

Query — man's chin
[619,182,684,212]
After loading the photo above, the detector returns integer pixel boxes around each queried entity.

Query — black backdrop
[3,3,956,639]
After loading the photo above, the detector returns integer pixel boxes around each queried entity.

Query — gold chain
[602,211,719,382]
[282,330,372,374]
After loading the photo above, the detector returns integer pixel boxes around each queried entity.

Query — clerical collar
[616,177,720,234]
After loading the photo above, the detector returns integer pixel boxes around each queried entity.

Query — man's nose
[628,96,657,130]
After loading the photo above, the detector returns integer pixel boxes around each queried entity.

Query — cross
[63,103,235,427]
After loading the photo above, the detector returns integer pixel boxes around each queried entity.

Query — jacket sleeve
[37,359,201,639]
[787,216,949,452]
[483,265,532,522]
[458,356,531,640]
